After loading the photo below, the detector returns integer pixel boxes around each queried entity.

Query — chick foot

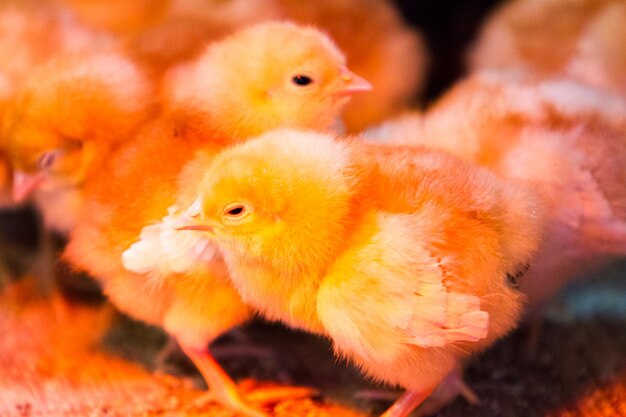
[182,345,316,417]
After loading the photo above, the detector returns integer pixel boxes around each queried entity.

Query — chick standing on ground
[469,0,626,97]
[66,22,372,417]
[175,129,545,417]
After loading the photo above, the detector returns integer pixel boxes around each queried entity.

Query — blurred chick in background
[272,0,427,132]
[55,0,427,131]
[469,0,626,97]
[0,0,112,108]
[416,72,626,313]
[4,50,154,234]
[174,129,545,417]
[0,0,113,208]
[0,0,116,296]
[66,22,371,417]
[367,71,626,313]
[54,0,280,78]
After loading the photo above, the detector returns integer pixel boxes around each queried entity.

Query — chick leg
[181,345,269,417]
[181,345,315,417]
[379,387,436,417]
[413,369,479,416]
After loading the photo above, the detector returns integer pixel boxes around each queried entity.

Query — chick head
[4,52,153,201]
[166,21,372,139]
[181,129,360,264]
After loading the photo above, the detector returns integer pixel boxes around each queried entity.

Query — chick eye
[222,203,250,219]
[36,150,62,170]
[292,74,313,86]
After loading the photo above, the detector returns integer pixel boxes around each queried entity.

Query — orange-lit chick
[0,0,112,208]
[176,129,545,417]
[415,72,626,313]
[0,0,112,106]
[274,0,427,132]
[162,21,372,139]
[66,22,371,417]
[58,0,282,79]
[359,71,626,413]
[54,0,170,35]
[4,50,154,234]
[469,0,626,97]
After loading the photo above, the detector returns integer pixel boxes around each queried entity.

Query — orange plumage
[368,71,626,311]
[3,50,154,233]
[65,22,370,417]
[469,0,626,97]
[58,0,427,130]
[272,0,427,132]
[0,0,114,207]
[177,129,545,417]
[414,72,626,312]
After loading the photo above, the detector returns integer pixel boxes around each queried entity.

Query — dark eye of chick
[37,151,58,170]
[226,206,245,216]
[292,74,313,86]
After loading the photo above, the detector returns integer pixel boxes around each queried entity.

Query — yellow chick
[469,0,626,97]
[415,72,626,313]
[66,22,371,417]
[162,21,372,139]
[0,0,113,207]
[273,0,428,132]
[57,0,426,131]
[176,129,545,417]
[0,0,112,106]
[4,50,154,233]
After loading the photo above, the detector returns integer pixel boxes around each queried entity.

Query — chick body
[181,129,544,416]
[0,0,114,207]
[4,50,154,233]
[67,22,371,416]
[417,72,626,311]
[470,0,626,97]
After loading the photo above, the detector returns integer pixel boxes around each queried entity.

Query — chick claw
[192,383,318,417]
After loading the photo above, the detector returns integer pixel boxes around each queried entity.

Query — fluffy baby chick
[273,0,427,132]
[177,129,545,417]
[56,0,283,79]
[361,71,626,412]
[469,0,626,97]
[4,50,154,233]
[163,21,372,139]
[66,22,371,417]
[0,0,112,106]
[0,0,113,207]
[369,71,626,311]
[426,73,626,312]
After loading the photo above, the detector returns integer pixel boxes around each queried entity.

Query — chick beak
[12,171,45,202]
[177,223,214,232]
[176,199,218,232]
[333,67,373,97]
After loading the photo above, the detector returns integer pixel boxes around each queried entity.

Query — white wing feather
[121,203,216,276]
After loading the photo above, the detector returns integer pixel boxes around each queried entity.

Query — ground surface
[1,262,625,417]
